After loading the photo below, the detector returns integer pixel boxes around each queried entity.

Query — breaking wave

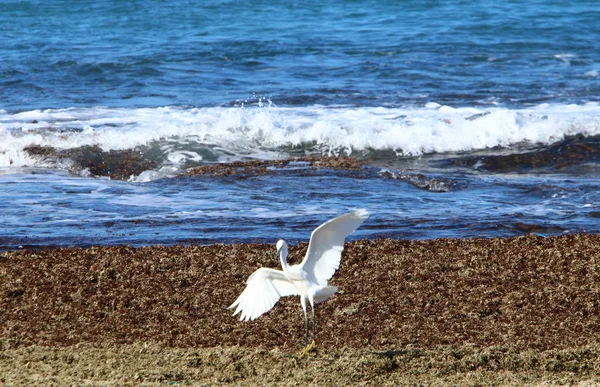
[1,102,600,179]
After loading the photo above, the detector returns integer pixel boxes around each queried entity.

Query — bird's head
[275,239,287,254]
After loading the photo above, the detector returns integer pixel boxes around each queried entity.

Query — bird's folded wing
[300,209,369,286]
[228,268,298,321]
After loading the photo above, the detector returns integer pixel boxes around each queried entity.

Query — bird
[228,209,369,356]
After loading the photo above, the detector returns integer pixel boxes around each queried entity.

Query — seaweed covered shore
[2,234,600,385]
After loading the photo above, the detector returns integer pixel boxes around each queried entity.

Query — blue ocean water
[1,0,600,249]
[2,0,599,109]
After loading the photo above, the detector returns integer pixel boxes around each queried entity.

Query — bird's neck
[279,250,289,273]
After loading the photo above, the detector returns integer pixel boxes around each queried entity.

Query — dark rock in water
[514,222,544,233]
[188,159,275,177]
[379,170,454,192]
[187,156,365,177]
[187,157,453,192]
[24,145,158,180]
[513,222,564,234]
[450,134,600,172]
[68,146,159,180]
[24,145,57,157]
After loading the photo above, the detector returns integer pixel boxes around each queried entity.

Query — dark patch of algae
[2,234,600,385]
[186,156,364,177]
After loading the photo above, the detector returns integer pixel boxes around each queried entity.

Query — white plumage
[231,268,298,321]
[229,209,369,351]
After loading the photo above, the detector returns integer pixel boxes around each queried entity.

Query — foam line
[1,103,599,172]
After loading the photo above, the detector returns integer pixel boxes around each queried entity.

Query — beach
[2,234,600,385]
[2,1,600,385]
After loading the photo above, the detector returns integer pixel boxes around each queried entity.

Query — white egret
[229,209,369,356]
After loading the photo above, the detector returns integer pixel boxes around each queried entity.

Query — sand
[2,234,600,385]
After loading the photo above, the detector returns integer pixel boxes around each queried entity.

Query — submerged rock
[186,156,365,177]
[25,145,158,180]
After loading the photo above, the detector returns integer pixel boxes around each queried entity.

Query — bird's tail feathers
[313,286,338,304]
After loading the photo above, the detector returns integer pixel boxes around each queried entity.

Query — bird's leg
[300,296,309,347]
[307,301,316,350]
[299,297,315,358]
[299,300,316,358]
[312,304,317,344]
[304,311,309,347]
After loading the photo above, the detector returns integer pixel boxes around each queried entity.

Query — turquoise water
[1,1,600,249]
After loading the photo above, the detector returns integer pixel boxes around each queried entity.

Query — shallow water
[1,167,598,250]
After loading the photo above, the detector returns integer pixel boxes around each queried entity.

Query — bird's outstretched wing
[229,268,299,321]
[300,209,369,286]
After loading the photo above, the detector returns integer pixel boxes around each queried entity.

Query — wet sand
[2,234,600,385]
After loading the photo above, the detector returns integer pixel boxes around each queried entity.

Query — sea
[1,0,600,250]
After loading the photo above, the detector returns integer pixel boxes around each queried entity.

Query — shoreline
[2,234,600,385]
[3,342,600,386]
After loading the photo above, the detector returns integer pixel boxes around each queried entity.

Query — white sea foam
[584,70,598,78]
[131,166,181,183]
[2,103,600,177]
[554,53,578,65]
